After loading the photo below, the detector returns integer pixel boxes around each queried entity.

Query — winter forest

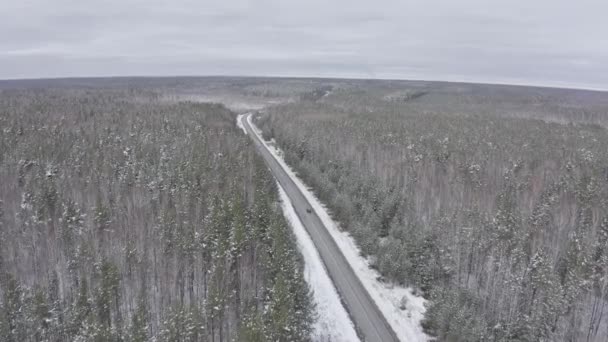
[257,80,608,341]
[0,81,313,341]
[1,77,608,342]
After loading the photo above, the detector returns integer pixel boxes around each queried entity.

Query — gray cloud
[1,0,607,90]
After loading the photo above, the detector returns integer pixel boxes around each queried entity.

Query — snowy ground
[236,113,248,135]
[277,184,361,342]
[244,114,430,342]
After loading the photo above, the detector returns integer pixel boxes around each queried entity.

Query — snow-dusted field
[277,184,361,342]
[244,114,430,342]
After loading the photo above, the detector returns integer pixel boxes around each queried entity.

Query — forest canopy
[258,82,608,341]
[0,85,313,342]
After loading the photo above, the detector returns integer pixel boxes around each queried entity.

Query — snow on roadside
[277,184,361,342]
[246,114,430,342]
[236,113,248,134]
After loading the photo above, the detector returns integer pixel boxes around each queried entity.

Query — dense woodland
[2,76,607,342]
[258,83,608,341]
[0,85,314,341]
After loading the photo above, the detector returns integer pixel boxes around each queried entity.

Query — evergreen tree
[129,294,149,342]
[159,306,204,342]
[238,308,265,342]
[493,180,521,252]
[95,260,121,339]
[1,275,26,342]
[513,249,559,341]
[31,289,52,341]
[68,278,92,338]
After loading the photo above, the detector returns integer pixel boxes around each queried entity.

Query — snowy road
[241,113,400,342]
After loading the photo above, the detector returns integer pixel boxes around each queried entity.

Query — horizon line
[1,73,606,93]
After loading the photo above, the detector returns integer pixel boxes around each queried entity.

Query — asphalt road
[242,114,400,342]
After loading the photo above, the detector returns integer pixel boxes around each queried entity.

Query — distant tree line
[0,87,313,341]
[258,86,608,341]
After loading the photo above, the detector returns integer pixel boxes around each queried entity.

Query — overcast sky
[1,0,607,90]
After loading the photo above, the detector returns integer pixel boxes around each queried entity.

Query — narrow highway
[241,114,400,342]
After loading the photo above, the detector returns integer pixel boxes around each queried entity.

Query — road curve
[241,113,400,342]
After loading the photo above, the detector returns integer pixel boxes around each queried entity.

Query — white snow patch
[236,113,248,135]
[246,114,430,342]
[277,184,361,342]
